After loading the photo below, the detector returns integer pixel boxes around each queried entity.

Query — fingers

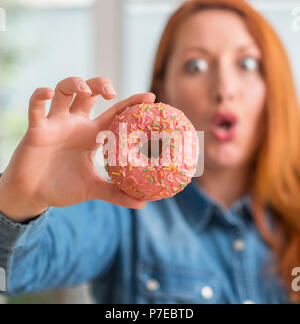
[28,88,54,127]
[70,77,117,116]
[89,177,146,210]
[47,77,92,118]
[93,92,156,130]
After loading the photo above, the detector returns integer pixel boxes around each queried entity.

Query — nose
[212,63,237,104]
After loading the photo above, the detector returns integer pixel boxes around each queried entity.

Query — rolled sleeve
[0,208,50,295]
[0,208,50,249]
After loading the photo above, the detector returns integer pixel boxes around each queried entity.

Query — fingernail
[103,83,116,96]
[78,82,92,94]
[45,88,54,95]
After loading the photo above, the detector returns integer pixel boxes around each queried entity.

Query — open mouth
[211,113,238,141]
[218,120,234,130]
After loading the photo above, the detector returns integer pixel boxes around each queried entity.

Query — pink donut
[103,103,199,201]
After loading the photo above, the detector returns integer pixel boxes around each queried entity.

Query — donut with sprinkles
[103,103,199,201]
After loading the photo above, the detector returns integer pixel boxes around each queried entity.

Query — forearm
[0,198,121,296]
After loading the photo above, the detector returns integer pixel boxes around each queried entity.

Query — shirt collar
[175,178,254,232]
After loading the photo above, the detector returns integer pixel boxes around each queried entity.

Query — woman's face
[163,9,266,171]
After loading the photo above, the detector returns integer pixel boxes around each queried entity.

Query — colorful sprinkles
[107,102,197,201]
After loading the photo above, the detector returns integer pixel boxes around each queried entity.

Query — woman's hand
[0,77,155,222]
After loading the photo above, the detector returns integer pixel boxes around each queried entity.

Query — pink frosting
[103,103,198,201]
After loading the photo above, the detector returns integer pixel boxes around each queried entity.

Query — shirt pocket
[136,262,221,304]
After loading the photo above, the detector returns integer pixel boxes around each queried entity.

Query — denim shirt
[0,177,289,304]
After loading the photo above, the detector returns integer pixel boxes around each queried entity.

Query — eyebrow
[180,43,260,56]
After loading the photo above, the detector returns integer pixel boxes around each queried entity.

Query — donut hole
[140,140,163,159]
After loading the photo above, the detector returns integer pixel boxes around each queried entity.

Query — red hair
[150,0,300,303]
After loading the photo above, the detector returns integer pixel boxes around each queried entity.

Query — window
[0,0,96,169]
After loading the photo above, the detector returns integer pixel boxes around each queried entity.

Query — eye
[240,57,260,71]
[185,58,209,74]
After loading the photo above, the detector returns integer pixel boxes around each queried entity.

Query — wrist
[0,174,48,223]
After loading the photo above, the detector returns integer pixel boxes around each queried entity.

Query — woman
[0,0,299,304]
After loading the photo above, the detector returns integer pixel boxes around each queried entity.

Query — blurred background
[0,0,300,304]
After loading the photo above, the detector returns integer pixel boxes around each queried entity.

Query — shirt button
[233,239,245,251]
[201,286,214,300]
[243,300,255,304]
[146,279,160,292]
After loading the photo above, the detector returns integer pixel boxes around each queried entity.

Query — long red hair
[150,0,300,303]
